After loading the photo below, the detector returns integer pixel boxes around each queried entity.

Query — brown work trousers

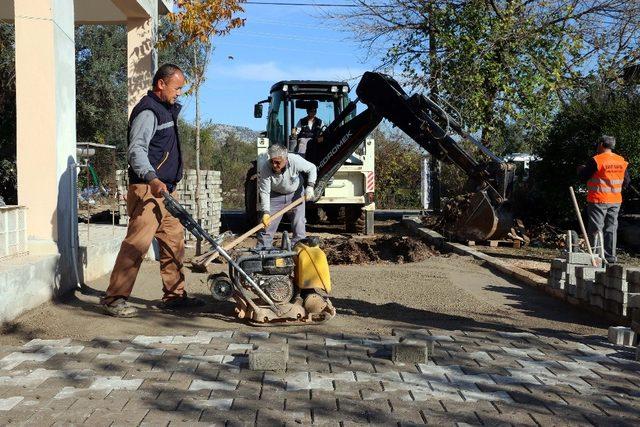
[102,184,185,305]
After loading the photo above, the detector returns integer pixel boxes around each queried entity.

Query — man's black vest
[128,91,183,191]
[298,116,323,139]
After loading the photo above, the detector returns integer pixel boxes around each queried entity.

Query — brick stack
[630,271,640,342]
[547,252,596,299]
[115,169,222,239]
[602,265,640,317]
[590,271,606,310]
[576,265,605,303]
[115,170,128,224]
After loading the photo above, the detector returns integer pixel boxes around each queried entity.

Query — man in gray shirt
[101,64,203,318]
[257,144,317,247]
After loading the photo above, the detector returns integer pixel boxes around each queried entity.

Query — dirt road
[0,222,608,346]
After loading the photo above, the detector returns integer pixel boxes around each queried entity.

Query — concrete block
[608,326,635,346]
[633,318,640,335]
[636,346,640,361]
[577,280,594,301]
[604,299,628,317]
[564,263,578,275]
[551,258,566,270]
[590,294,604,309]
[608,264,629,279]
[575,266,605,280]
[630,294,640,309]
[248,344,288,371]
[628,270,640,285]
[607,276,628,292]
[565,284,577,297]
[567,295,580,305]
[550,269,566,281]
[604,288,626,304]
[592,283,605,297]
[392,339,430,364]
[566,252,595,265]
[595,271,607,285]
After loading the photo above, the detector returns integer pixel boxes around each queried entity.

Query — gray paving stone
[0,396,23,411]
[189,378,238,391]
[248,343,288,371]
[0,329,638,424]
[392,340,430,364]
[609,326,636,346]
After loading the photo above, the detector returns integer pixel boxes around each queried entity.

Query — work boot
[159,294,206,310]
[102,298,138,318]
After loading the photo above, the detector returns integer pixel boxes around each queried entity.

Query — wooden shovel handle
[193,196,305,267]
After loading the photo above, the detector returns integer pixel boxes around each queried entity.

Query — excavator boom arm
[310,72,515,240]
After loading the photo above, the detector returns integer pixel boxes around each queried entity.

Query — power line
[250,18,336,30]
[214,40,356,56]
[245,1,391,7]
[245,1,358,6]
[238,30,350,44]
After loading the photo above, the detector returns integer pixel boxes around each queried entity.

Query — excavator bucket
[455,191,514,241]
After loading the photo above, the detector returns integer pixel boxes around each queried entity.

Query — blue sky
[178,2,382,130]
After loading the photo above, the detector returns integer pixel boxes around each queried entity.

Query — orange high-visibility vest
[587,152,628,204]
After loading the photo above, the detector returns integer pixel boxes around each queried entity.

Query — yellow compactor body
[294,242,332,293]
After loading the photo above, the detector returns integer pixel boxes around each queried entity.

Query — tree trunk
[427,6,441,211]
[194,46,202,255]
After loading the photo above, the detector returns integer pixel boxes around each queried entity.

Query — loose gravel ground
[0,221,608,346]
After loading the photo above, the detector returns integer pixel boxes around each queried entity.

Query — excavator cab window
[267,91,286,146]
[292,98,335,129]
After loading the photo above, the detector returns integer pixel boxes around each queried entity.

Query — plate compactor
[162,191,336,326]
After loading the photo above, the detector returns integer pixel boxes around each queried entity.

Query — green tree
[159,0,245,223]
[75,25,128,189]
[75,25,127,149]
[211,131,255,208]
[340,1,640,148]
[373,128,424,208]
[0,23,16,204]
[532,83,640,223]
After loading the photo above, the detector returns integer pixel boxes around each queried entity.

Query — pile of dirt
[526,222,566,248]
[421,194,472,236]
[322,235,437,265]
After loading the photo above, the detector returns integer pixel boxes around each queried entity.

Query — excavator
[252,71,516,241]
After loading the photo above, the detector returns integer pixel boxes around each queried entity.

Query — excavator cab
[249,80,377,234]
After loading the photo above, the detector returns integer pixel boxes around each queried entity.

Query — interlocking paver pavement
[0,329,638,425]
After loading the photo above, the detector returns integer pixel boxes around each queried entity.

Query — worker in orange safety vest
[577,135,630,263]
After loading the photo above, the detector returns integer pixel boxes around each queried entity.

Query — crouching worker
[257,144,317,248]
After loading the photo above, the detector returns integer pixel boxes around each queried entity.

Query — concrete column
[126,9,157,115]
[14,0,76,255]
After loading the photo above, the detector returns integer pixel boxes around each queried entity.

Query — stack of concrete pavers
[625,269,640,337]
[116,169,222,239]
[115,169,128,224]
[576,264,605,303]
[591,271,607,310]
[179,170,222,239]
[602,265,640,318]
[548,252,598,299]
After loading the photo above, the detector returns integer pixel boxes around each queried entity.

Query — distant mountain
[210,123,262,144]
